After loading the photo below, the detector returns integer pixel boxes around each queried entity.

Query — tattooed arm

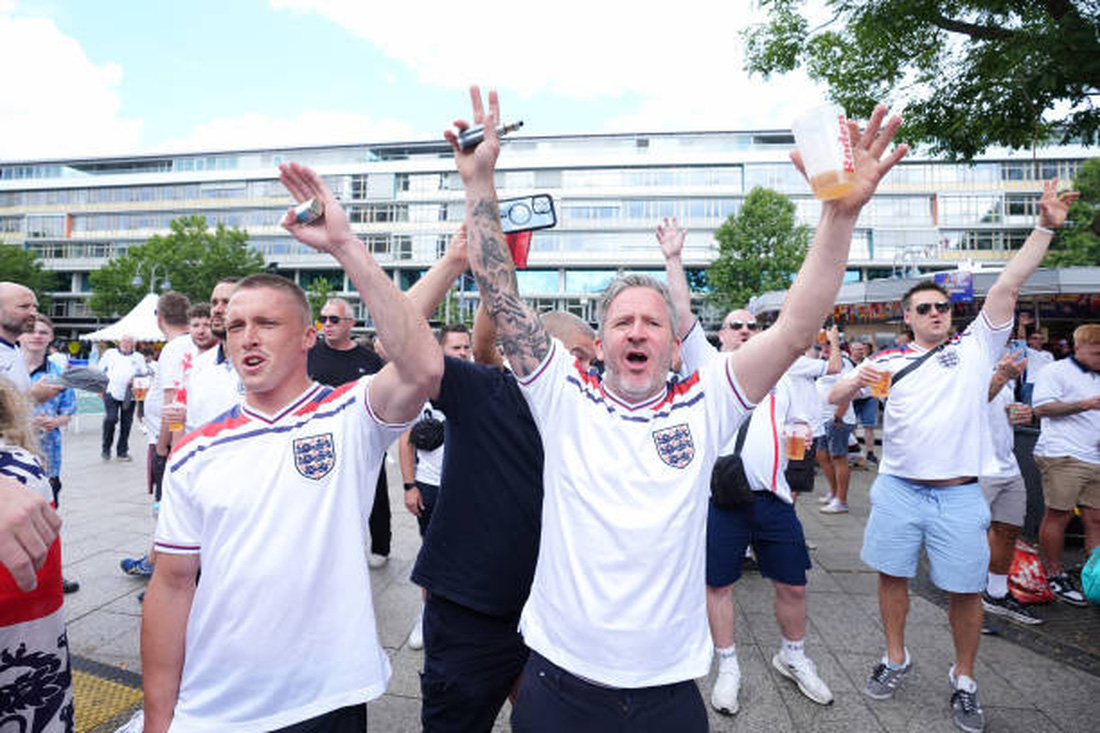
[445,86,550,379]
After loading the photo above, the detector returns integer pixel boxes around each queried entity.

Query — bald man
[0,282,63,404]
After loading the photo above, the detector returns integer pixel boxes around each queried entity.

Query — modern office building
[0,129,1094,340]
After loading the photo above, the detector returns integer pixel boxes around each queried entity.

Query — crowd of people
[0,86,1096,733]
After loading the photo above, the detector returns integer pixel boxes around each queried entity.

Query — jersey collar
[241,382,323,424]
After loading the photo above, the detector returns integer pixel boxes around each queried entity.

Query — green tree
[306,277,336,323]
[1045,157,1100,266]
[89,215,264,317]
[707,187,811,313]
[0,244,57,310]
[744,1,1100,161]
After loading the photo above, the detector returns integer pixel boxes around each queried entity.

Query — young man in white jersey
[177,279,244,433]
[659,219,833,715]
[454,85,907,730]
[980,349,1043,626]
[1032,322,1100,606]
[141,163,442,733]
[828,179,1079,733]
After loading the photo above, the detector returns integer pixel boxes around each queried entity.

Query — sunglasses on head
[723,320,758,331]
[913,301,951,316]
[318,315,347,324]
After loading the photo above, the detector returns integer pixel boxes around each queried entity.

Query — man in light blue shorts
[827,178,1078,733]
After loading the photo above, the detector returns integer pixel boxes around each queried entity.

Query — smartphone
[1009,339,1027,359]
[500,194,556,234]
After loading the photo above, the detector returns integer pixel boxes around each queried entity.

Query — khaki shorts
[1035,455,1100,512]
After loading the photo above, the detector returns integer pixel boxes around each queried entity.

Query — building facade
[0,130,1094,339]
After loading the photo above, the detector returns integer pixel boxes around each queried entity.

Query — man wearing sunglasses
[308,298,391,570]
[828,179,1079,733]
[718,312,757,351]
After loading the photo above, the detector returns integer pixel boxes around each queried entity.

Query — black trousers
[101,394,135,457]
[269,703,366,732]
[369,468,391,557]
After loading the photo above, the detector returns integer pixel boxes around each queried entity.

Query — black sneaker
[1048,573,1088,607]
[62,578,80,594]
[866,452,879,465]
[981,590,1043,625]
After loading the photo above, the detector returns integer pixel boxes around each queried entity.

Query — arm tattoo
[467,197,550,376]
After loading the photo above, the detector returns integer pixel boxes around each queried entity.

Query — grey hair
[596,274,678,340]
[323,297,353,317]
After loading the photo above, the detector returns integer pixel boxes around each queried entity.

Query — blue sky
[0,0,829,160]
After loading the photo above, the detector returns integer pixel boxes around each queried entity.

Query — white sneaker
[820,498,849,514]
[772,650,834,705]
[407,613,424,650]
[367,553,388,569]
[817,492,836,505]
[711,663,741,715]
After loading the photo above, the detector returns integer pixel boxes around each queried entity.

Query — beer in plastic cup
[132,376,149,401]
[791,104,856,201]
[870,370,891,399]
[783,422,811,460]
[168,389,186,432]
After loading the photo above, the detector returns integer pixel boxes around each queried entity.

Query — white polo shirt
[155,378,407,732]
[97,348,147,400]
[184,343,243,431]
[0,338,30,391]
[1025,347,1055,385]
[982,380,1020,479]
[146,334,197,445]
[1033,358,1100,465]
[413,405,446,486]
[679,325,811,503]
[865,310,1011,480]
[787,355,829,437]
[517,334,752,688]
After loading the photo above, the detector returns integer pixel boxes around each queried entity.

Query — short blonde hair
[1073,324,1100,347]
[0,378,40,457]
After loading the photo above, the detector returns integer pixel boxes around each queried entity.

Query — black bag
[408,409,445,451]
[785,454,816,494]
[710,417,754,509]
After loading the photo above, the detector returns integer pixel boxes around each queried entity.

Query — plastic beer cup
[791,104,856,201]
[131,376,149,401]
[870,370,891,399]
[783,422,811,460]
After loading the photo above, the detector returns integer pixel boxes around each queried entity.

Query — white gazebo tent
[80,293,165,343]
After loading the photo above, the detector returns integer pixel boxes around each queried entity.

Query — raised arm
[730,105,908,403]
[983,180,1079,326]
[406,225,468,321]
[446,86,550,378]
[279,163,442,423]
[473,303,505,368]
[657,217,696,340]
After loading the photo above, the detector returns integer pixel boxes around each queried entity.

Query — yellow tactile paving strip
[73,669,143,733]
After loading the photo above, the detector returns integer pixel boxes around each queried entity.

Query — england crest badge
[652,423,695,469]
[293,433,336,480]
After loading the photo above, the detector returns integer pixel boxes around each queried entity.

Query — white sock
[951,665,978,693]
[884,648,910,670]
[716,645,738,672]
[781,637,806,660]
[986,572,1008,599]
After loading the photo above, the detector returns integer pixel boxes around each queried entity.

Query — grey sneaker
[864,658,911,700]
[949,669,985,732]
[1048,573,1087,607]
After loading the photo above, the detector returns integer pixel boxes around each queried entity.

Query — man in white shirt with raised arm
[454,85,906,731]
[141,163,442,733]
[829,179,1079,733]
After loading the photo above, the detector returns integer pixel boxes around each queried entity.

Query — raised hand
[790,105,909,216]
[444,224,469,268]
[995,350,1027,381]
[278,162,358,257]
[1037,179,1080,230]
[656,217,686,260]
[444,86,501,189]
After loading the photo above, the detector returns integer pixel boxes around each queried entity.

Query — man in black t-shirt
[307,297,390,567]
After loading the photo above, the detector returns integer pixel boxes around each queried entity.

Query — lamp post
[132,264,171,293]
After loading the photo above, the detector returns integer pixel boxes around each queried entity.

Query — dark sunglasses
[913,302,951,316]
[318,315,348,324]
[723,320,758,331]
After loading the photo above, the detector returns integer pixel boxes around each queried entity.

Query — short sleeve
[361,373,419,447]
[678,321,719,376]
[967,310,1014,363]
[786,355,827,380]
[1031,364,1064,408]
[154,467,202,556]
[515,339,573,430]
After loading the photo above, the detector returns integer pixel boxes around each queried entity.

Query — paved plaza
[52,415,1098,732]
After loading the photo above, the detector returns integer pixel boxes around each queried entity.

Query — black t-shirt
[411,356,543,618]
[307,340,384,386]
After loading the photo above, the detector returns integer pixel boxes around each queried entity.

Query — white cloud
[0,13,143,159]
[269,0,833,132]
[153,110,419,153]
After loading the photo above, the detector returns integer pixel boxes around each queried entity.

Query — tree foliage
[0,245,57,310]
[1044,157,1100,267]
[744,1,1100,161]
[306,277,336,323]
[89,216,265,317]
[707,187,811,313]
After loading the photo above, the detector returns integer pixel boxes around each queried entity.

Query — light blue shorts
[861,474,991,593]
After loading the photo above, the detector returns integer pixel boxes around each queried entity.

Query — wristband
[1034,225,1056,235]
[403,482,417,490]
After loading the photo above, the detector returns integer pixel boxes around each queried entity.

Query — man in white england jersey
[659,219,834,716]
[141,163,442,733]
[828,179,1079,733]
[455,86,906,731]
